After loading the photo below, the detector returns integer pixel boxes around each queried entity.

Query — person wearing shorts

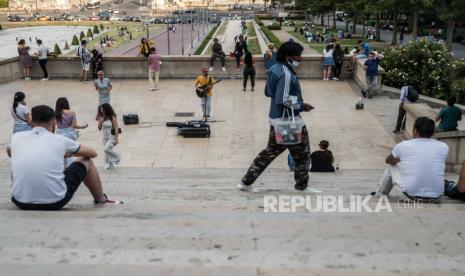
[7,105,118,211]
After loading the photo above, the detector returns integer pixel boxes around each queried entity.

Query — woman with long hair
[98,103,121,170]
[55,97,88,141]
[18,39,33,80]
[10,91,32,133]
[322,43,335,81]
[332,43,345,81]
[243,50,256,91]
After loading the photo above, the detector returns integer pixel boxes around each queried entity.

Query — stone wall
[2,55,354,81]
[353,58,384,94]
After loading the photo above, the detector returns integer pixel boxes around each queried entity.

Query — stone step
[1,167,464,275]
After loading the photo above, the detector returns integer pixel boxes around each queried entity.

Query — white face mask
[288,60,300,68]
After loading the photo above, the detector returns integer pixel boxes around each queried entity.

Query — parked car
[88,15,101,21]
[97,12,110,20]
[121,16,133,21]
[8,14,20,22]
[113,10,120,14]
[109,15,120,21]
[107,8,113,13]
[150,18,162,24]
[132,16,141,22]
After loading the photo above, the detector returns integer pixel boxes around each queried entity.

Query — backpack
[77,47,91,64]
[406,86,419,103]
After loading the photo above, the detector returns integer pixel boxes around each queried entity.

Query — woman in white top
[322,44,335,81]
[10,91,32,133]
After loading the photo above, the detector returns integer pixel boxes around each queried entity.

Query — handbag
[123,114,139,125]
[272,107,305,145]
[111,128,122,135]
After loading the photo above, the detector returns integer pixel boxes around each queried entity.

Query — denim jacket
[265,62,304,120]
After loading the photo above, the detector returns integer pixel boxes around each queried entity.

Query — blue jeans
[13,123,31,133]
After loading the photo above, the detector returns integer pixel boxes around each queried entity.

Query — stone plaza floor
[1,78,465,275]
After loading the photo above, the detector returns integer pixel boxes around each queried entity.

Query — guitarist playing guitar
[195,67,222,121]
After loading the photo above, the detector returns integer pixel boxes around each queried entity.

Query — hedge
[71,35,79,45]
[267,23,281,30]
[258,21,282,49]
[194,23,220,55]
[54,43,62,55]
[93,25,100,34]
[381,39,454,100]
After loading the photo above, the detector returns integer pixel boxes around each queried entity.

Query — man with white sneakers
[237,40,314,193]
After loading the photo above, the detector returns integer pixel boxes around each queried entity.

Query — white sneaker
[235,183,258,193]
[222,67,226,71]
[209,67,213,72]
[301,187,323,193]
[41,78,48,81]
[25,77,31,80]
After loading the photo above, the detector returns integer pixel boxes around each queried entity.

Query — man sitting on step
[374,117,449,202]
[7,105,119,210]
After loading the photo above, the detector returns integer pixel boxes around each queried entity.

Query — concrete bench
[403,103,438,137]
[434,131,465,172]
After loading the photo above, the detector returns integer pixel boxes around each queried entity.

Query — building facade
[152,0,265,12]
[9,0,82,11]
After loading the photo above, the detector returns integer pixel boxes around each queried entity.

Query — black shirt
[310,150,335,172]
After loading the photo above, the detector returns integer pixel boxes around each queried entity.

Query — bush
[381,39,454,100]
[99,24,104,31]
[93,25,100,34]
[79,31,85,41]
[86,28,93,39]
[71,35,79,45]
[54,44,62,55]
[194,24,220,55]
[452,61,465,104]
[260,25,282,49]
[255,18,264,27]
[267,23,281,30]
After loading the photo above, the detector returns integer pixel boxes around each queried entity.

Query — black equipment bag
[123,114,139,125]
[173,120,211,138]
[178,126,211,138]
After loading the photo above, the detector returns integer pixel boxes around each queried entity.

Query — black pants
[243,67,255,89]
[235,52,243,67]
[334,62,343,78]
[39,59,48,78]
[395,105,406,132]
[210,53,225,67]
[242,126,311,190]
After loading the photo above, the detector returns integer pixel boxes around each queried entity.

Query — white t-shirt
[10,127,81,203]
[392,138,449,198]
[10,104,29,125]
[323,49,333,58]
[38,45,48,60]
[399,86,411,104]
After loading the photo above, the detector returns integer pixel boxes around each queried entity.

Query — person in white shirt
[10,91,32,133]
[35,39,49,80]
[374,117,449,201]
[393,85,416,134]
[7,105,119,210]
[322,44,335,81]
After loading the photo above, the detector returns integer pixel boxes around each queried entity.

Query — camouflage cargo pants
[241,126,311,190]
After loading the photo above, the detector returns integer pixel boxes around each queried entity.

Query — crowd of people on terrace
[7,26,465,211]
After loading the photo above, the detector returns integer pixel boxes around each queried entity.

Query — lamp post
[181,9,184,55]
[190,9,194,49]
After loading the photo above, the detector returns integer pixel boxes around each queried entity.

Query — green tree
[99,23,104,31]
[71,35,79,45]
[54,44,62,55]
[435,0,465,47]
[93,25,100,34]
[79,31,85,41]
[86,28,93,39]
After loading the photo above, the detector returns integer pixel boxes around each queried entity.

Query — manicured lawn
[247,37,261,55]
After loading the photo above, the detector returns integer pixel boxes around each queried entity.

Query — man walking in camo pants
[236,40,314,193]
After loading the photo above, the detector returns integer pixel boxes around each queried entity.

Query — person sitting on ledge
[436,96,462,132]
[373,117,449,202]
[445,159,465,201]
[7,105,119,210]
